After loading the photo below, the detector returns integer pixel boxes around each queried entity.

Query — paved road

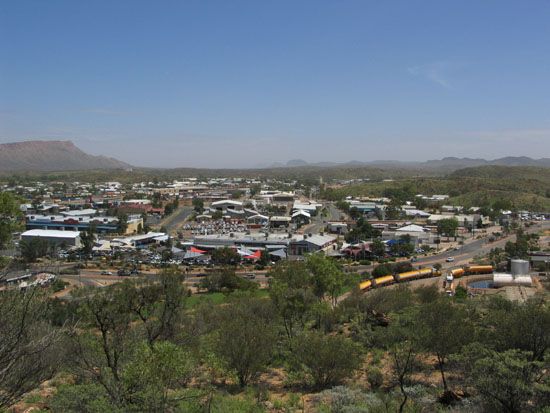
[348,221,549,275]
[304,202,344,234]
[157,206,194,233]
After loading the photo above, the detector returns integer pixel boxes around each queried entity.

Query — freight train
[359,267,441,291]
[447,265,493,282]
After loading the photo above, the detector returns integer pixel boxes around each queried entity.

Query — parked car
[117,269,131,276]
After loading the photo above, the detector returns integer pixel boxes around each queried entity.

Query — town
[1,166,549,412]
[2,1,550,411]
[2,174,547,288]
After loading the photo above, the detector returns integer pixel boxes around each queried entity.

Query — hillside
[0,140,131,172]
[322,165,550,211]
[267,156,550,171]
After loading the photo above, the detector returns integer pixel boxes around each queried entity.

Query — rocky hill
[0,140,131,172]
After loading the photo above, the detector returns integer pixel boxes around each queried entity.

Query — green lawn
[185,289,269,308]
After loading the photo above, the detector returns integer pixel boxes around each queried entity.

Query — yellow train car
[450,268,465,278]
[359,279,372,290]
[372,275,394,287]
[394,268,433,282]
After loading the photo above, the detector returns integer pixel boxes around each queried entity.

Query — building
[403,209,431,218]
[111,232,168,249]
[210,200,244,211]
[292,201,322,214]
[327,222,348,235]
[270,216,291,228]
[289,234,337,255]
[291,210,311,225]
[21,229,81,248]
[26,213,143,235]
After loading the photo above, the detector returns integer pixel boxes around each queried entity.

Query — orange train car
[464,265,493,275]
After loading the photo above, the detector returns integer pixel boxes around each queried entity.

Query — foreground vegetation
[1,256,549,412]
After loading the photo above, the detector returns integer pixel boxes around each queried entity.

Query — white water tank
[511,259,529,277]
[493,273,514,286]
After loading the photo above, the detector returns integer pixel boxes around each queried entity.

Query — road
[303,202,344,234]
[156,206,194,233]
[347,221,549,275]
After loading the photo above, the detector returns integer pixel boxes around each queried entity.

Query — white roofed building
[21,229,81,248]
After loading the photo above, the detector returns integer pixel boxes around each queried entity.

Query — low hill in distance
[271,156,550,171]
[322,165,550,211]
[0,140,132,172]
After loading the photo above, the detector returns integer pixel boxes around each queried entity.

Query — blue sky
[1,0,549,167]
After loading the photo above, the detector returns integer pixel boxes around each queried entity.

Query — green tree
[486,297,550,361]
[371,239,386,257]
[436,218,459,239]
[212,210,223,220]
[382,321,418,413]
[345,218,381,243]
[119,268,187,346]
[19,237,50,262]
[384,199,403,220]
[306,254,348,306]
[121,341,196,411]
[117,213,128,234]
[291,331,361,389]
[67,269,192,410]
[414,299,473,393]
[268,261,316,339]
[212,295,277,387]
[80,225,96,256]
[192,197,204,213]
[458,344,549,413]
[199,267,257,293]
[211,247,240,265]
[0,288,64,408]
[0,191,22,249]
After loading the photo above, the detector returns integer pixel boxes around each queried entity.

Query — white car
[446,257,455,262]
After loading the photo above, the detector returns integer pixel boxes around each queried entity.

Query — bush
[291,332,362,389]
[372,264,392,278]
[367,367,384,389]
[49,384,120,413]
[51,278,69,292]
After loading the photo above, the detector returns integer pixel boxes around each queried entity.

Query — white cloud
[408,61,453,89]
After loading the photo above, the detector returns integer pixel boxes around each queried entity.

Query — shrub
[367,367,384,389]
[291,332,362,389]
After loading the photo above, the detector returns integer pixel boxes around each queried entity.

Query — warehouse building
[21,229,81,248]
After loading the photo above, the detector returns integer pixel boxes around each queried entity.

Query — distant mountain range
[0,140,131,172]
[263,156,550,170]
[0,139,548,173]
